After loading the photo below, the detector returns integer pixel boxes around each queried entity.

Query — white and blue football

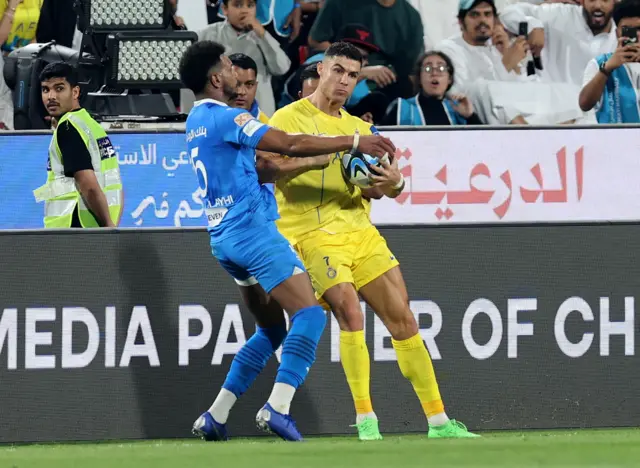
[341,151,390,189]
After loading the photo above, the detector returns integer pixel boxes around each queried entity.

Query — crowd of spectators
[1,0,639,130]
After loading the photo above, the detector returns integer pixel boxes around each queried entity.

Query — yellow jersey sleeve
[269,99,374,243]
[258,110,270,125]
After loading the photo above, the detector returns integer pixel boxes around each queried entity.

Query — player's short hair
[39,62,78,86]
[229,53,258,74]
[614,0,640,24]
[179,40,226,94]
[324,41,363,65]
[299,62,320,85]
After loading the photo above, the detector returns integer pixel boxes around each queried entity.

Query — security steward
[34,61,123,228]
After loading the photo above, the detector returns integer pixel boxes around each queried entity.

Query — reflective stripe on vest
[34,168,121,202]
[34,109,123,228]
[45,188,122,217]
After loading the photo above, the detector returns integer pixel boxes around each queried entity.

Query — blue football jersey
[185,98,274,240]
[249,99,279,222]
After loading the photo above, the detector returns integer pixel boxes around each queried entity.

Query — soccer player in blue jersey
[179,41,396,442]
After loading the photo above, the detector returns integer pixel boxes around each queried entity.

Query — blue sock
[275,305,327,389]
[222,323,287,397]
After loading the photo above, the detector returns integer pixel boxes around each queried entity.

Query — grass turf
[1,429,639,468]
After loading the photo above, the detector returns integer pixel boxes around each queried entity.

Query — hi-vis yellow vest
[33,109,123,228]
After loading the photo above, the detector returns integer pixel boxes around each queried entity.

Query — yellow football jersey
[269,98,375,243]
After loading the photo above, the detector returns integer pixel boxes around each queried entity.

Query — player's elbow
[282,134,305,156]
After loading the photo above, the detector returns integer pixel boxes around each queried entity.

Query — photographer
[579,0,640,123]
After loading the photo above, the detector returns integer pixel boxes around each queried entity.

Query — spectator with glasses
[383,51,483,125]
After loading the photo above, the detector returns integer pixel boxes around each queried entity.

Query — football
[341,151,390,189]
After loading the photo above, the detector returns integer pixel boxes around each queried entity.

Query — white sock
[356,412,378,424]
[428,412,450,427]
[207,388,237,424]
[267,382,296,414]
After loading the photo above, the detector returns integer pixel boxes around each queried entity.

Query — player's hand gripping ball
[341,151,391,189]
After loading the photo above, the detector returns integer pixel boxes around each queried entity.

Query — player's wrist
[351,131,360,154]
[391,175,405,191]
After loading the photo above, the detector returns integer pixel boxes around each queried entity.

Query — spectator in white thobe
[438,0,531,93]
[411,0,544,50]
[500,0,618,87]
[437,0,587,124]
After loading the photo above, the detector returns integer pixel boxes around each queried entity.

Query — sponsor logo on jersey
[234,113,253,127]
[186,126,207,143]
[242,120,264,137]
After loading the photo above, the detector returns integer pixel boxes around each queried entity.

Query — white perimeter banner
[373,128,640,225]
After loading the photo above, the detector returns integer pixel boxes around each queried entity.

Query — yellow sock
[340,330,373,415]
[392,333,445,418]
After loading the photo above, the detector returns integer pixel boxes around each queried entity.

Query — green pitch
[2,429,639,468]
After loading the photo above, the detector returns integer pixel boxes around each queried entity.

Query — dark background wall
[0,225,638,443]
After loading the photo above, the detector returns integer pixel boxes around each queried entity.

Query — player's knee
[258,321,288,351]
[331,297,364,332]
[290,305,327,343]
[386,308,419,341]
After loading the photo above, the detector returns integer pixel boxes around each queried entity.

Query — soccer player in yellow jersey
[269,42,479,441]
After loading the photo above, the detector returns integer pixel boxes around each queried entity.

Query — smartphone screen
[518,22,528,37]
[622,26,638,44]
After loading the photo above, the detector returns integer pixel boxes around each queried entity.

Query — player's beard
[222,81,239,103]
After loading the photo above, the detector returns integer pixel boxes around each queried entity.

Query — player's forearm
[273,158,319,179]
[257,152,324,183]
[285,134,353,157]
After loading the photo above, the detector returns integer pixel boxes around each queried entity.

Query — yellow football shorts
[293,225,400,309]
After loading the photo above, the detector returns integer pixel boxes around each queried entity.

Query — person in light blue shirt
[179,40,396,443]
[579,0,640,124]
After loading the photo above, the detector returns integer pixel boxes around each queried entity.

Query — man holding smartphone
[579,0,640,123]
[500,0,617,87]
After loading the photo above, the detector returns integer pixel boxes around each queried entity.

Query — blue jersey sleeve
[217,107,271,149]
[370,125,381,136]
